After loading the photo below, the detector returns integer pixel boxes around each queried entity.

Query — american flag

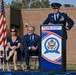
[0,0,7,50]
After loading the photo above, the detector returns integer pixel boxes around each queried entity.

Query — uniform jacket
[43,12,74,39]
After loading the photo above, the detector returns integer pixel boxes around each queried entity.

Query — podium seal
[44,37,60,54]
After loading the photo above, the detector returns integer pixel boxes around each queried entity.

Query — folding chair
[5,46,11,71]
[0,46,5,71]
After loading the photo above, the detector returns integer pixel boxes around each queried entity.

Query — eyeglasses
[11,31,16,32]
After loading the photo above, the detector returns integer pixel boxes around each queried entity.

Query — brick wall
[5,6,11,36]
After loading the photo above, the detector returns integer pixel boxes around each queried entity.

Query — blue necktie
[30,35,34,46]
[56,15,57,21]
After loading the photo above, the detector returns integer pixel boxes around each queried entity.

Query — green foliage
[41,0,50,8]
[11,0,23,9]
[21,0,30,8]
[30,0,50,8]
[10,0,50,9]
[30,1,43,8]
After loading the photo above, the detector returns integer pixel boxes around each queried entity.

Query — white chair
[0,46,5,71]
[5,46,10,71]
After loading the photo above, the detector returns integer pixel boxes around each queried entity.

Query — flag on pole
[0,0,7,50]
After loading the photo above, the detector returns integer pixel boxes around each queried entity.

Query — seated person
[6,27,22,71]
[23,26,40,70]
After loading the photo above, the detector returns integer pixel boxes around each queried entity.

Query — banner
[41,25,63,71]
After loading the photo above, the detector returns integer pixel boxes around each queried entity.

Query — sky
[4,0,76,7]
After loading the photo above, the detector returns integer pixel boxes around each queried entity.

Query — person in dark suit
[23,26,40,70]
[43,3,74,72]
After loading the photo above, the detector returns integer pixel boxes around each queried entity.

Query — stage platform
[0,70,76,75]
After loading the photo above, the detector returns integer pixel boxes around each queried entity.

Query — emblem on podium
[44,37,60,54]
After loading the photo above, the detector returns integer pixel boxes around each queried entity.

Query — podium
[41,24,65,72]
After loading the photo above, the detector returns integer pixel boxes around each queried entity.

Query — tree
[10,0,50,9]
[30,1,43,8]
[11,0,23,9]
[21,0,30,8]
[30,0,50,8]
[41,0,50,8]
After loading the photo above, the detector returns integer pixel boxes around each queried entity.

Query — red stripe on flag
[0,37,4,45]
[0,28,4,36]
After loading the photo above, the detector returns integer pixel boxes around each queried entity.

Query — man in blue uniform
[43,3,74,72]
[23,26,40,70]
